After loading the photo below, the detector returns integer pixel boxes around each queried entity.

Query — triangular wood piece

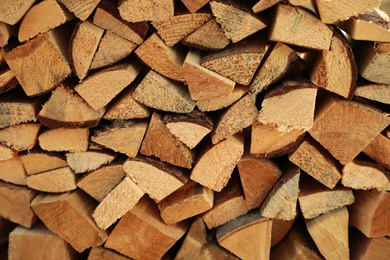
[0,144,15,162]
[252,0,282,13]
[118,0,175,23]
[0,157,27,185]
[57,0,100,21]
[38,127,89,152]
[271,218,296,247]
[0,123,40,151]
[88,246,130,260]
[363,133,390,170]
[355,83,390,105]
[0,22,15,47]
[0,0,36,25]
[0,67,18,94]
[20,150,68,176]
[180,0,210,13]
[66,150,116,174]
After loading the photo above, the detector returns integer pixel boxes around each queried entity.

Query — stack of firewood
[0,0,389,259]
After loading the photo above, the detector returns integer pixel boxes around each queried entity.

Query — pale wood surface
[252,0,282,13]
[26,166,77,193]
[181,0,210,13]
[0,22,16,47]
[363,133,390,169]
[66,150,116,174]
[0,144,15,162]
[0,67,18,94]
[0,123,40,151]
[20,150,68,176]
[57,0,101,21]
[355,83,390,105]
[38,127,89,152]
[0,0,37,25]
[0,157,27,185]
[118,0,175,23]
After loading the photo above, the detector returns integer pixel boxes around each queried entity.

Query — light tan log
[135,33,186,81]
[18,0,74,42]
[0,123,40,151]
[140,112,194,169]
[191,133,244,192]
[237,155,282,210]
[104,196,190,260]
[158,180,214,225]
[132,70,196,113]
[350,229,390,260]
[163,111,213,149]
[66,150,116,174]
[287,0,318,13]
[38,127,89,152]
[260,163,300,220]
[270,218,296,247]
[183,49,235,101]
[253,0,281,13]
[68,21,104,80]
[0,0,36,25]
[0,144,15,162]
[289,135,341,189]
[355,83,390,105]
[0,218,16,246]
[363,133,390,169]
[93,176,144,229]
[349,189,390,237]
[181,0,210,13]
[210,0,267,43]
[4,26,72,96]
[88,246,130,260]
[201,174,249,229]
[0,21,16,47]
[315,0,380,24]
[0,67,19,94]
[31,190,108,252]
[8,223,78,260]
[305,207,349,260]
[0,157,27,185]
[182,17,230,51]
[118,0,174,23]
[216,211,272,260]
[309,95,390,165]
[90,31,137,70]
[152,12,211,46]
[20,150,67,175]
[269,4,333,50]
[57,0,101,21]
[123,156,189,203]
[0,181,37,228]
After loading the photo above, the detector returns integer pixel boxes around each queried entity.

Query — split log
[123,156,189,202]
[180,0,210,13]
[309,95,390,165]
[190,133,244,192]
[118,0,175,23]
[18,0,74,42]
[140,112,194,169]
[252,0,282,13]
[66,150,116,174]
[20,150,67,176]
[350,229,390,260]
[0,181,38,228]
[0,0,37,25]
[0,123,40,151]
[0,22,16,47]
[0,67,18,94]
[216,211,272,260]
[237,155,282,210]
[158,180,214,225]
[210,0,267,43]
[88,246,130,260]
[104,196,190,260]
[8,223,78,260]
[269,3,333,50]
[0,157,27,185]
[0,144,15,162]
[363,133,390,169]
[349,189,390,237]
[93,176,144,230]
[57,0,101,21]
[355,83,390,105]
[31,190,108,252]
[270,218,296,247]
[38,127,89,152]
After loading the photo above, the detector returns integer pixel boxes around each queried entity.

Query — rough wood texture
[363,133,390,169]
[118,0,175,23]
[20,150,68,176]
[57,0,101,21]
[0,67,18,94]
[0,123,40,151]
[66,150,116,174]
[181,0,210,13]
[0,144,15,162]
[252,0,281,13]
[0,0,37,25]
[104,196,189,260]
[38,127,89,152]
[350,229,390,260]
[0,157,27,185]
[355,83,390,105]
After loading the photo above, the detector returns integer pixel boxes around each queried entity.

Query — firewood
[289,135,342,189]
[250,122,305,158]
[216,211,272,260]
[140,112,194,169]
[163,111,213,149]
[104,196,190,260]
[0,22,16,47]
[349,189,390,237]
[20,150,67,176]
[76,164,125,203]
[152,12,212,46]
[310,30,357,99]
[93,176,144,229]
[0,181,38,228]
[0,218,16,246]
[0,144,15,162]
[350,229,390,260]
[75,59,143,111]
[132,70,196,113]
[31,190,108,252]
[66,150,116,174]
[259,163,300,220]
[158,180,214,225]
[238,155,282,210]
[90,31,137,70]
[135,32,186,81]
[181,17,230,51]
[252,0,281,13]
[0,123,40,151]
[25,166,77,193]
[210,0,267,43]
[57,0,101,21]
[183,49,235,101]
[123,156,189,202]
[270,218,296,247]
[181,0,210,13]
[315,0,380,24]
[342,159,390,190]
[0,0,36,25]
[68,21,104,80]
[0,67,18,94]
[201,174,249,229]
[18,0,74,42]
[8,223,78,260]
[0,157,27,185]
[299,176,355,219]
[39,128,89,153]
[355,83,390,105]
[191,133,244,192]
[4,26,72,97]
[269,4,333,50]
[305,207,349,260]
[118,0,175,22]
[363,134,390,169]
[88,246,130,260]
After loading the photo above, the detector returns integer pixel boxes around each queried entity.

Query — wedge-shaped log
[38,127,89,152]
[0,22,15,47]
[118,0,174,23]
[0,156,27,185]
[180,0,210,13]
[355,83,390,105]
[309,95,390,165]
[0,0,36,25]
[252,0,281,13]
[104,196,190,260]
[216,211,272,260]
[140,112,194,169]
[66,150,116,174]
[88,246,130,260]
[31,190,108,252]
[57,0,101,21]
[269,4,333,50]
[26,166,77,193]
[124,156,189,202]
[363,133,390,169]
[20,150,67,175]
[271,218,296,247]
[0,181,37,228]
[350,229,390,259]
[0,144,14,162]
[0,123,40,151]
[0,67,18,94]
